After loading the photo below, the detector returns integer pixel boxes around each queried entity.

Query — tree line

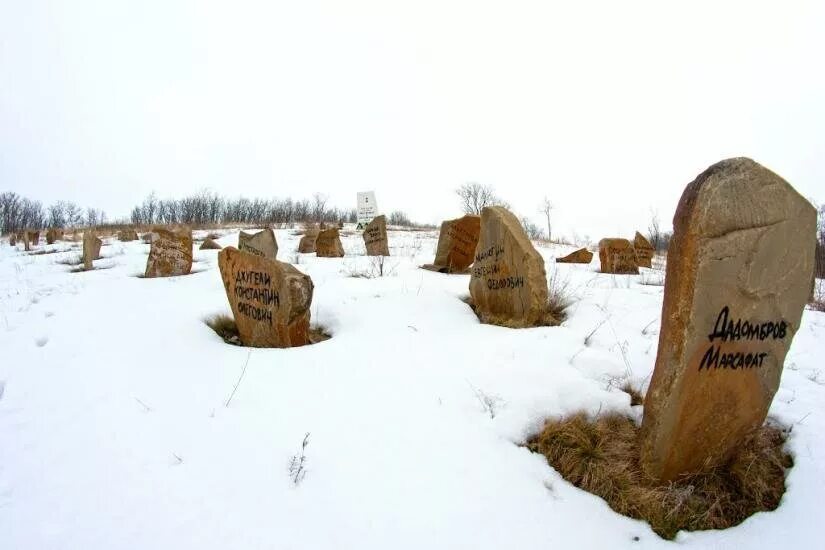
[0,189,422,234]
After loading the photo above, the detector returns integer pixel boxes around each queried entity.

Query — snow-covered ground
[1,229,823,549]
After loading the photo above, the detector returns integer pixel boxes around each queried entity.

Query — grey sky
[1,0,823,239]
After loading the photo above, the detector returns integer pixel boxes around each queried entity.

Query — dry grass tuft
[205,314,331,346]
[620,382,644,406]
[205,314,242,345]
[526,412,791,540]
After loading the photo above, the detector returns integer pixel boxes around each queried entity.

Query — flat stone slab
[599,238,639,274]
[427,215,480,273]
[315,228,345,258]
[144,228,193,278]
[363,215,389,256]
[238,229,278,260]
[556,248,593,264]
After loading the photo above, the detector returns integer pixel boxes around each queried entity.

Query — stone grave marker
[200,238,222,250]
[46,228,64,244]
[423,214,481,273]
[144,228,193,278]
[598,238,639,274]
[298,229,318,254]
[9,234,16,246]
[315,228,345,258]
[469,206,548,327]
[556,248,593,264]
[363,215,389,256]
[634,231,655,268]
[23,231,31,251]
[238,228,278,260]
[640,158,817,481]
[218,246,314,348]
[82,231,101,270]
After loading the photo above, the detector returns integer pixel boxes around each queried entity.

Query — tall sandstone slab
[424,215,480,273]
[363,215,389,256]
[599,238,639,274]
[634,231,655,268]
[218,247,313,348]
[469,206,548,327]
[82,231,102,270]
[315,228,345,258]
[641,158,817,481]
[144,228,193,278]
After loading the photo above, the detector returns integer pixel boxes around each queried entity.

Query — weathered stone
[633,231,655,268]
[469,206,548,327]
[29,231,40,245]
[118,229,139,242]
[556,248,594,264]
[218,246,314,348]
[9,234,16,246]
[144,228,193,278]
[200,238,222,250]
[141,232,156,244]
[423,214,481,273]
[23,232,31,251]
[640,158,817,481]
[46,228,64,244]
[598,238,639,274]
[82,231,101,270]
[363,215,390,256]
[315,228,345,258]
[238,229,278,260]
[298,233,317,254]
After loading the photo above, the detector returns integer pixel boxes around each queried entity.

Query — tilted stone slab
[238,228,278,260]
[218,246,313,348]
[469,206,548,327]
[640,158,817,481]
[144,228,193,278]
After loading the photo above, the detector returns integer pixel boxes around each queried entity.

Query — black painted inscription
[697,306,788,371]
[233,270,279,326]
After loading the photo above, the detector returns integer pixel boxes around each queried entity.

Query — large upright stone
[82,231,101,270]
[363,215,390,256]
[598,238,639,274]
[22,232,30,251]
[46,228,64,244]
[556,248,594,264]
[469,206,548,327]
[641,158,817,481]
[218,247,314,348]
[29,231,40,245]
[238,229,278,260]
[423,215,481,273]
[144,228,193,278]
[298,229,319,253]
[633,231,655,268]
[315,228,345,258]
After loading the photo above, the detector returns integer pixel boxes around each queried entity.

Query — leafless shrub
[455,182,510,215]
[288,432,311,485]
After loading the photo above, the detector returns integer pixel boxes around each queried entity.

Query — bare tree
[540,196,553,241]
[647,209,662,251]
[455,182,509,215]
[312,193,328,222]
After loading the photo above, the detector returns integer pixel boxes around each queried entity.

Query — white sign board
[357,191,378,226]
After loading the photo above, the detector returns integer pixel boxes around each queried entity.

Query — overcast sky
[1,0,823,239]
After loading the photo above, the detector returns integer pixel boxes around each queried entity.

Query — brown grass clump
[461,292,570,328]
[205,314,331,346]
[620,382,644,406]
[526,412,791,540]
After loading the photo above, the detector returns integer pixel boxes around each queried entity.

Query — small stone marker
[29,231,40,245]
[298,230,318,254]
[9,234,16,246]
[469,206,549,327]
[363,215,389,256]
[556,248,593,264]
[640,158,817,481]
[315,228,345,258]
[598,238,639,274]
[199,238,222,250]
[118,229,138,241]
[144,228,193,278]
[46,228,63,244]
[23,232,31,251]
[238,229,278,260]
[633,231,655,268]
[82,231,101,270]
[423,214,481,273]
[218,246,314,348]
[141,232,155,244]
